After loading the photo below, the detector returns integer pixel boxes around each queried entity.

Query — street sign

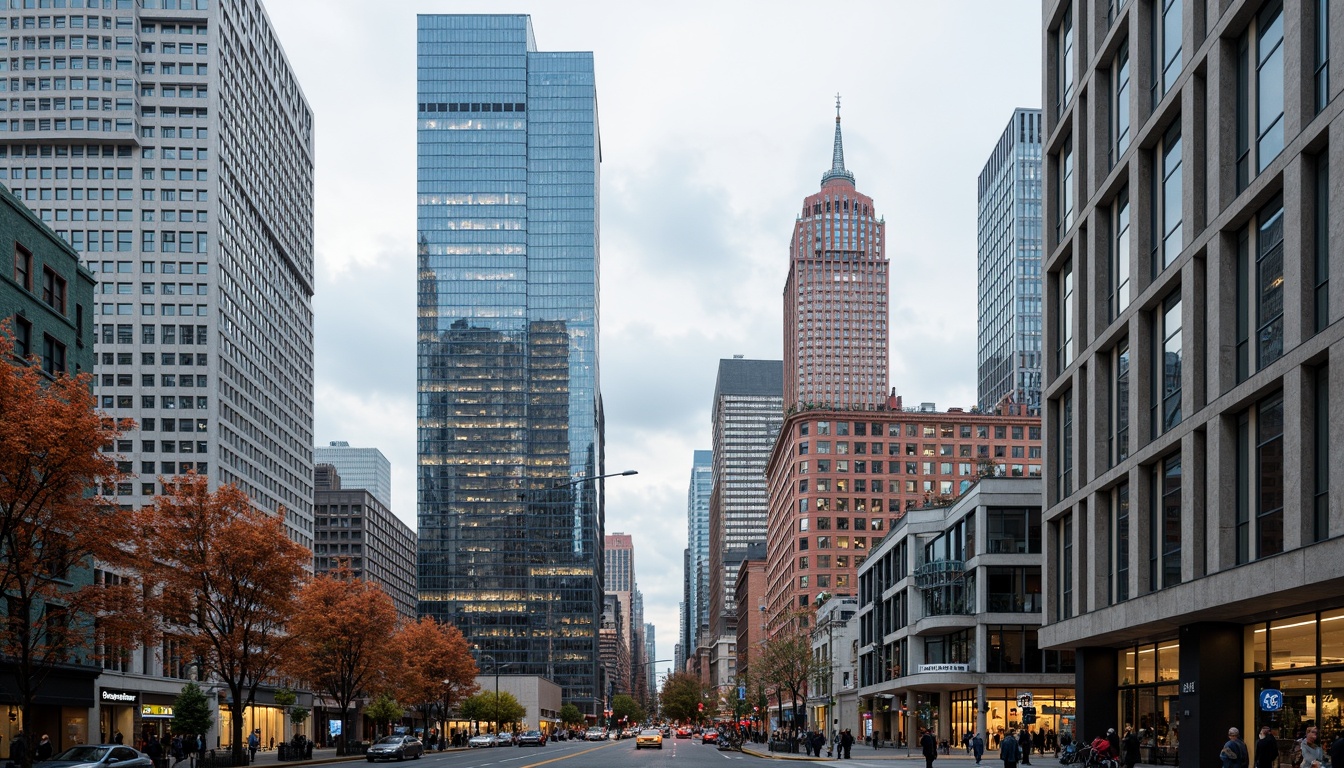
[738,686,746,700]
[1260,689,1284,712]
[1017,692,1033,708]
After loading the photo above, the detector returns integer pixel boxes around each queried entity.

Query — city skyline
[263,0,1041,683]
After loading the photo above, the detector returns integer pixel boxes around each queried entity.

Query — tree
[364,693,404,737]
[389,616,478,744]
[558,703,585,729]
[760,616,824,736]
[459,691,525,733]
[274,688,297,740]
[659,672,708,724]
[172,682,215,752]
[611,694,645,727]
[0,329,140,768]
[136,474,309,766]
[283,570,399,755]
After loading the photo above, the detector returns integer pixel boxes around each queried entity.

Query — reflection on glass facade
[977,109,1044,416]
[415,14,604,714]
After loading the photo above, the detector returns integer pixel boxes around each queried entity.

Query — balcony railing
[913,559,965,590]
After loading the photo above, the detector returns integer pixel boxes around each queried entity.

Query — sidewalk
[740,744,1169,768]
[206,746,468,767]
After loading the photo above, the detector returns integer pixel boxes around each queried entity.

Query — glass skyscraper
[682,449,711,667]
[976,108,1043,416]
[415,14,605,715]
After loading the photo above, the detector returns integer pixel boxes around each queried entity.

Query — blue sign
[738,686,746,701]
[1260,689,1284,712]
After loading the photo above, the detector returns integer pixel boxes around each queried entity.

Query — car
[661,726,672,737]
[635,729,663,750]
[467,735,495,749]
[493,733,514,746]
[675,728,691,739]
[366,735,424,762]
[701,731,719,745]
[515,731,546,747]
[38,746,152,768]
[585,727,607,741]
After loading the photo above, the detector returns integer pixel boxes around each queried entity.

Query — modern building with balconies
[855,478,1073,748]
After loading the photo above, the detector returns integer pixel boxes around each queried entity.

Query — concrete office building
[977,108,1045,416]
[684,449,712,669]
[856,478,1072,747]
[416,14,607,713]
[763,401,1041,629]
[314,464,418,621]
[809,596,859,741]
[0,0,315,751]
[1040,1,1344,763]
[783,103,888,412]
[314,440,392,510]
[707,358,783,648]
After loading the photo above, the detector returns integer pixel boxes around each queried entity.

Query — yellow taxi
[635,729,664,750]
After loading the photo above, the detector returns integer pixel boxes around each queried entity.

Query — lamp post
[473,653,510,738]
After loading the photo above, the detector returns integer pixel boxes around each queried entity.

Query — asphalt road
[351,736,751,768]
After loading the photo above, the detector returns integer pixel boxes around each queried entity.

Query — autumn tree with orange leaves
[136,474,309,765]
[0,329,140,768]
[285,571,399,754]
[391,617,479,746]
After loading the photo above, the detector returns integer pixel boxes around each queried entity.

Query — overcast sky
[264,0,1042,684]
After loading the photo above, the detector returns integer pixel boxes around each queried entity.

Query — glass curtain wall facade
[685,449,712,661]
[416,14,605,715]
[977,108,1044,416]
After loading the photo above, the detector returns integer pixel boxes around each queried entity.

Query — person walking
[145,736,164,768]
[247,730,260,763]
[1001,729,1022,768]
[973,732,986,765]
[1327,729,1344,768]
[1020,730,1032,765]
[1221,728,1250,768]
[35,735,53,763]
[840,729,854,760]
[1256,726,1280,768]
[1299,726,1327,768]
[1034,729,1046,757]
[921,728,939,768]
[1123,728,1141,768]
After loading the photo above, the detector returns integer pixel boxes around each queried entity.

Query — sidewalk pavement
[740,744,1169,768]
[208,746,469,767]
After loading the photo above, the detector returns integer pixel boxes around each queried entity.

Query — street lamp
[473,654,511,738]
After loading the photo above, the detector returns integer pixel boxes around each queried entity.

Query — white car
[493,733,513,746]
[467,735,495,749]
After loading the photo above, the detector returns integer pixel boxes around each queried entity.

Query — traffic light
[698,702,704,712]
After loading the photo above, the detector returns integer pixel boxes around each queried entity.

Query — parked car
[37,746,152,768]
[585,727,607,741]
[467,734,495,749]
[366,735,423,762]
[701,731,719,745]
[515,731,546,747]
[635,729,664,750]
[493,733,513,747]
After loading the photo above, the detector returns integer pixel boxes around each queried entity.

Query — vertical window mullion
[1236,412,1251,564]
[1316,152,1330,333]
[1317,0,1331,113]
[1315,366,1330,542]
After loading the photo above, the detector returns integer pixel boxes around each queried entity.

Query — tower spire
[822,93,855,186]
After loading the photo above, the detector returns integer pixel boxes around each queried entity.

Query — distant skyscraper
[643,622,656,697]
[314,464,417,621]
[783,102,888,411]
[684,449,711,660]
[708,358,782,642]
[314,441,392,509]
[977,108,1043,416]
[416,14,605,714]
[604,533,634,592]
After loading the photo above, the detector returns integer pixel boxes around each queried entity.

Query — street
[308,738,758,768]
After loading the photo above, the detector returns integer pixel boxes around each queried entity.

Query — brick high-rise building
[783,101,888,412]
[764,401,1040,628]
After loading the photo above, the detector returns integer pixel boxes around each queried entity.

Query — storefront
[1244,609,1344,748]
[0,664,98,753]
[139,695,177,744]
[219,703,287,751]
[98,689,138,745]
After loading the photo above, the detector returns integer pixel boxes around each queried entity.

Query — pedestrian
[804,729,813,757]
[171,735,184,766]
[1001,729,1022,768]
[812,731,826,757]
[964,731,973,754]
[1107,728,1121,761]
[35,734,53,763]
[841,729,854,760]
[1222,728,1250,768]
[922,727,939,768]
[146,736,164,768]
[973,732,986,765]
[1020,730,1032,765]
[1123,728,1141,768]
[1034,729,1046,757]
[1049,730,1058,757]
[1299,726,1327,768]
[247,730,260,763]
[1327,728,1344,768]
[114,731,124,746]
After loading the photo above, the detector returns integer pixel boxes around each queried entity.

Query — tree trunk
[228,688,246,767]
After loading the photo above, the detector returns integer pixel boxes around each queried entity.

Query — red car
[675,728,691,739]
[702,731,719,744]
